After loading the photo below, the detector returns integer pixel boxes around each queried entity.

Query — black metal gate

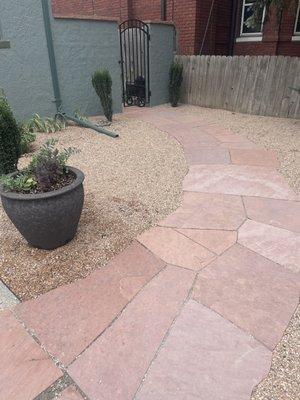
[119,19,150,107]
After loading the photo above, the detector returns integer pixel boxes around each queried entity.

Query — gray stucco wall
[149,23,175,107]
[0,0,122,121]
[51,16,122,116]
[0,0,56,120]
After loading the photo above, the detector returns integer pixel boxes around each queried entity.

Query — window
[294,1,300,34]
[240,0,265,36]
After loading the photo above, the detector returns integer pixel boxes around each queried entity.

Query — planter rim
[0,166,84,201]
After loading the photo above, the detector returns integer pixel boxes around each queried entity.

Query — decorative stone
[193,244,300,349]
[135,300,272,400]
[68,266,195,400]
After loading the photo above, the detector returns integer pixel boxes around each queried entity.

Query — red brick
[51,0,300,56]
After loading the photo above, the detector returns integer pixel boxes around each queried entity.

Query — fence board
[177,55,300,119]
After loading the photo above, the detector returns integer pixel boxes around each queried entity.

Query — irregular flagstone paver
[230,149,279,167]
[185,147,230,165]
[16,241,165,366]
[136,300,272,400]
[0,280,19,310]
[243,196,300,233]
[160,191,246,230]
[183,164,298,200]
[57,386,84,399]
[193,244,300,349]
[0,310,62,400]
[177,228,237,255]
[238,219,300,273]
[68,266,195,400]
[138,227,215,270]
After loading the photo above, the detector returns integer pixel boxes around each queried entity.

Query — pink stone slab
[185,147,230,165]
[219,141,261,150]
[243,196,300,233]
[0,310,62,400]
[68,266,195,400]
[138,227,215,270]
[230,149,279,167]
[16,241,165,366]
[135,300,272,400]
[58,386,83,399]
[159,192,246,230]
[210,131,253,143]
[193,244,300,349]
[238,219,300,273]
[183,165,298,200]
[177,229,237,255]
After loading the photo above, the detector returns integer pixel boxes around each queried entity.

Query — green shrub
[0,94,21,175]
[92,69,113,122]
[169,61,183,107]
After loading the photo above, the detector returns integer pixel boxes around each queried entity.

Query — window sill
[236,36,262,43]
[291,35,300,41]
[0,40,10,49]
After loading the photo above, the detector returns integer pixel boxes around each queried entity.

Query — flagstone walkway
[1,106,299,400]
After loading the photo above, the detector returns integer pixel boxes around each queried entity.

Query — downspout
[161,0,167,21]
[41,0,118,138]
[229,0,238,56]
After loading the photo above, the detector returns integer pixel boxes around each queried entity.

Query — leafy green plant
[74,109,89,123]
[169,61,183,107]
[92,69,113,122]
[19,125,36,155]
[1,139,79,193]
[0,93,21,175]
[24,113,66,134]
[0,173,37,192]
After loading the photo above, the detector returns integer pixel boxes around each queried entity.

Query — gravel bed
[179,105,300,192]
[0,116,187,300]
[251,305,300,400]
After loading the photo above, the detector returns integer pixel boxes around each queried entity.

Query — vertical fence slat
[178,55,300,118]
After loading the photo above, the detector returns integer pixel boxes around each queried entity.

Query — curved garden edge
[0,114,188,300]
[1,105,299,400]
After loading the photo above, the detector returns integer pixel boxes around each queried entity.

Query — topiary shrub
[0,94,21,175]
[92,69,113,122]
[169,61,183,107]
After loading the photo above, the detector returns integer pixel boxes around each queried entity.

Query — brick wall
[51,0,300,56]
[234,3,300,56]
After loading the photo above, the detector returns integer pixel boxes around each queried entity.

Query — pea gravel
[0,115,187,300]
[251,305,300,400]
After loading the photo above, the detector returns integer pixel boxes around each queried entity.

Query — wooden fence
[176,55,300,119]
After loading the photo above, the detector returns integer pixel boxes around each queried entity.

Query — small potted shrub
[92,69,113,122]
[169,61,183,107]
[0,139,84,250]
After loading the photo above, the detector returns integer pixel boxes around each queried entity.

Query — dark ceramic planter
[0,167,84,250]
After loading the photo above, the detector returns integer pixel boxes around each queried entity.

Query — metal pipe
[41,0,117,138]
[60,113,118,138]
[161,0,167,21]
[41,0,62,111]
[229,0,238,56]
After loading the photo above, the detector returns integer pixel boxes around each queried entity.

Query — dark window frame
[240,0,265,36]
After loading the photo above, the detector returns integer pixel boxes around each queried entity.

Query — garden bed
[0,115,187,300]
